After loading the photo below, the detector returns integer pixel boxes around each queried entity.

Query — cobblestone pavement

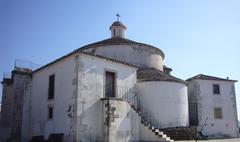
[177,138,240,142]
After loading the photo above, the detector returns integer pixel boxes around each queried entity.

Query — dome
[110,21,126,29]
[109,21,127,38]
[79,20,166,71]
[137,68,187,84]
[79,37,165,59]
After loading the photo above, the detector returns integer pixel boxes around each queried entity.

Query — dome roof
[137,68,187,84]
[110,21,126,29]
[110,21,126,30]
[79,37,165,59]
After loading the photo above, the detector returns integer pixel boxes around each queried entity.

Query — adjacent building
[187,74,239,138]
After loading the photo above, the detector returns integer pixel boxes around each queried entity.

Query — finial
[116,13,120,21]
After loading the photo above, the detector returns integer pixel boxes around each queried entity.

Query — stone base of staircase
[160,127,197,140]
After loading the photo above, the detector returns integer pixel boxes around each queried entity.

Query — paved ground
[177,138,240,142]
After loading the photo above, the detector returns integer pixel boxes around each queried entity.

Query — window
[48,74,55,100]
[214,107,222,119]
[213,84,220,94]
[48,106,53,119]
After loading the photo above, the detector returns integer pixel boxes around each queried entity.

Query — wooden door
[105,71,115,98]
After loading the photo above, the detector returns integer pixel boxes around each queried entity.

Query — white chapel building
[0,19,238,142]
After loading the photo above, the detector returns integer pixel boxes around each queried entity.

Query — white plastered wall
[136,81,189,128]
[29,52,137,141]
[188,80,239,138]
[75,53,137,141]
[84,44,164,71]
[30,55,76,140]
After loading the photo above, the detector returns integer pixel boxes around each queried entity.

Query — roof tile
[137,68,187,84]
[186,74,237,82]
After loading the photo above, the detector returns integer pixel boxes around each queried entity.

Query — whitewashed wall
[83,44,164,71]
[75,53,137,141]
[31,55,76,140]
[101,99,140,142]
[29,52,137,142]
[188,80,239,138]
[136,81,189,128]
[78,53,137,98]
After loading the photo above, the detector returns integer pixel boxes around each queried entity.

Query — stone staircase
[102,85,175,142]
[141,118,174,142]
[129,103,174,142]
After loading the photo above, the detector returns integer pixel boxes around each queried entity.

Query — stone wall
[0,68,32,142]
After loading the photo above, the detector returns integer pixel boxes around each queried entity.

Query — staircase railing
[107,85,163,129]
[83,84,164,129]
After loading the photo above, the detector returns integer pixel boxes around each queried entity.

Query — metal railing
[77,83,163,129]
[3,72,11,79]
[101,85,138,108]
[102,84,163,129]
[14,59,41,71]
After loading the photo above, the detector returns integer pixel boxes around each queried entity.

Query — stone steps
[130,104,174,142]
[141,119,174,142]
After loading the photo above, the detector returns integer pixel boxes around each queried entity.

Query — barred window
[214,107,222,119]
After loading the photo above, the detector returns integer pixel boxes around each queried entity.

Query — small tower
[110,14,126,38]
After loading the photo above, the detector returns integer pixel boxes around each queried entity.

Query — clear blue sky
[0,0,240,117]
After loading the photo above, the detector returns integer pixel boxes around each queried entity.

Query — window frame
[48,106,54,119]
[213,84,220,95]
[48,74,55,100]
[214,107,223,119]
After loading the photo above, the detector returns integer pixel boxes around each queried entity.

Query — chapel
[0,18,238,142]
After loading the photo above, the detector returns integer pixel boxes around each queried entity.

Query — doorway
[105,71,116,98]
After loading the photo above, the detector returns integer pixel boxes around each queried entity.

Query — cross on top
[116,13,120,21]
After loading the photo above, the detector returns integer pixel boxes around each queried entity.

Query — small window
[213,84,220,94]
[48,74,55,100]
[214,107,222,119]
[48,106,53,119]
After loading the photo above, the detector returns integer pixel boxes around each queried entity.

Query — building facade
[0,20,238,142]
[187,74,239,138]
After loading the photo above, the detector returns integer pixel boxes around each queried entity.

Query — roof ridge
[186,74,237,82]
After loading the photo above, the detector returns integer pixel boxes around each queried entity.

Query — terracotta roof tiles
[186,74,237,82]
[137,68,187,84]
[78,37,165,58]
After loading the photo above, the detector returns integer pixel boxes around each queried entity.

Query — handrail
[81,83,163,129]
[101,84,163,129]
